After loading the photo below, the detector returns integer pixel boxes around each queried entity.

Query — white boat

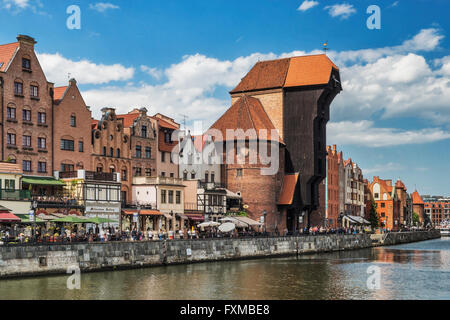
[440,228,450,236]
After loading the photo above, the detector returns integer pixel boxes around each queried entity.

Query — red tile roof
[0,42,19,72]
[412,191,424,205]
[53,86,68,103]
[158,118,179,130]
[395,180,406,190]
[278,173,299,205]
[0,162,22,174]
[230,54,339,94]
[117,113,140,128]
[208,96,283,144]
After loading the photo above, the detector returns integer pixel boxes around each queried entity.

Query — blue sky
[1,0,450,196]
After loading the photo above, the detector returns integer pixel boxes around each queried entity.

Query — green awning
[51,216,87,223]
[16,214,45,223]
[22,177,66,186]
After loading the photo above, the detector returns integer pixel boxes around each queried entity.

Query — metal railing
[0,189,31,201]
[85,171,117,182]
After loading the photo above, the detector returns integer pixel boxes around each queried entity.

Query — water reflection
[1,238,450,300]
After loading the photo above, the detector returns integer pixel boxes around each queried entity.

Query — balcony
[198,180,226,190]
[0,189,31,201]
[133,176,184,186]
[32,193,84,210]
[59,171,119,183]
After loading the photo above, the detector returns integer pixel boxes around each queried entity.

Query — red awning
[122,210,162,216]
[185,214,205,222]
[0,212,21,222]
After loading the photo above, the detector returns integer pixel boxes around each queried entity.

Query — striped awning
[0,212,21,222]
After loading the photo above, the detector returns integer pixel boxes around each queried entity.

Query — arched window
[30,81,39,98]
[110,147,114,157]
[96,164,104,173]
[116,148,121,158]
[6,103,16,120]
[70,114,76,127]
[14,78,23,96]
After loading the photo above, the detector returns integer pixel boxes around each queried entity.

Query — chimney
[17,35,36,48]
[139,107,148,117]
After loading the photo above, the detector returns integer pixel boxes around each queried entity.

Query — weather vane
[323,41,329,54]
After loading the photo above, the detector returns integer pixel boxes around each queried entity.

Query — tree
[413,212,420,226]
[369,200,379,230]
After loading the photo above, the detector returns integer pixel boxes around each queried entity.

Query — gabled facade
[178,131,221,184]
[0,35,54,175]
[53,78,93,173]
[326,145,340,228]
[412,190,426,226]
[91,108,132,204]
[154,113,180,178]
[117,108,158,180]
[370,177,401,231]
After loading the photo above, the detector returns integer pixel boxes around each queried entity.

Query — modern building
[423,196,450,226]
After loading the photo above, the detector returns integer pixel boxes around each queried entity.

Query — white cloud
[328,121,450,147]
[37,52,134,86]
[324,3,356,19]
[89,2,119,13]
[2,0,46,15]
[35,27,449,134]
[297,0,319,12]
[140,65,163,80]
[362,162,404,175]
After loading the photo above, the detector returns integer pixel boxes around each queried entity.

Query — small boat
[440,228,450,236]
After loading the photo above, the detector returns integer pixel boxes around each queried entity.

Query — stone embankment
[0,231,440,279]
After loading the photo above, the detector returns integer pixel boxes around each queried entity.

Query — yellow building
[0,162,31,215]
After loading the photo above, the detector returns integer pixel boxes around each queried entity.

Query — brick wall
[53,79,93,172]
[1,36,53,175]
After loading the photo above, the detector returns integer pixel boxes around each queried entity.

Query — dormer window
[22,58,31,70]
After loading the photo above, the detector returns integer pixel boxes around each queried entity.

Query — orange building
[369,177,401,231]
[412,191,425,226]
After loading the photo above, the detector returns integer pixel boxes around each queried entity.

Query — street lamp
[31,200,37,243]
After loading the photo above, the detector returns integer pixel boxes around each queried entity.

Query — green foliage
[369,200,379,229]
[413,212,420,226]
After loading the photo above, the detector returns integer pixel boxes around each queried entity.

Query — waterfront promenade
[0,230,440,279]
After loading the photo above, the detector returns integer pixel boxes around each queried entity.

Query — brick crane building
[211,54,342,232]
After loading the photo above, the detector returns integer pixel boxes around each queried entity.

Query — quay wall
[0,231,439,279]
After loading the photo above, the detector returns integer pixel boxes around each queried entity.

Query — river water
[1,238,450,300]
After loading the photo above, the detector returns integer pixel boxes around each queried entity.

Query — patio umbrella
[219,222,236,233]
[198,221,221,228]
[85,217,118,224]
[50,216,87,224]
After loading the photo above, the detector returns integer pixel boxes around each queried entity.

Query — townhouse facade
[326,145,340,228]
[0,35,54,175]
[369,177,401,231]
